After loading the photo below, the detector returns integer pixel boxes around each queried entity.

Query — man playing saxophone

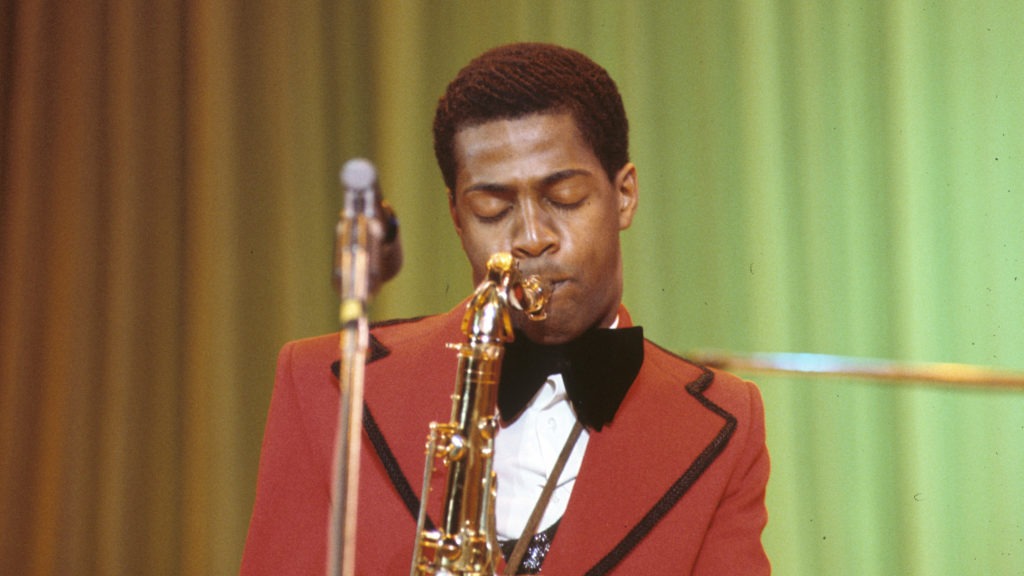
[242,43,770,575]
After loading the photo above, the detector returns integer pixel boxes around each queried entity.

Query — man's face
[448,112,638,345]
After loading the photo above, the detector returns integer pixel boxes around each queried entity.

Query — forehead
[451,113,598,188]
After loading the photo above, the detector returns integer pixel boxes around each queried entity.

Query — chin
[514,318,581,346]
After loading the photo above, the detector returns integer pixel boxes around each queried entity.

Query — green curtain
[2,1,1021,574]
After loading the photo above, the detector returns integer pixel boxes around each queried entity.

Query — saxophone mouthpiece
[510,275,550,322]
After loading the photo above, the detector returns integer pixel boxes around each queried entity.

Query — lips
[534,278,565,301]
[518,266,565,285]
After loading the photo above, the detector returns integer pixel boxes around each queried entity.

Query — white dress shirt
[494,317,621,540]
[494,373,589,540]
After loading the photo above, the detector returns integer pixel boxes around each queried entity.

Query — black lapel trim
[584,357,737,576]
[329,335,391,378]
[326,315,428,373]
[367,333,391,363]
[362,403,432,528]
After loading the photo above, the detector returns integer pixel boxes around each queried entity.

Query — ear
[448,188,464,235]
[614,163,639,230]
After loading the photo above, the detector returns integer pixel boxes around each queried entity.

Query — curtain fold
[2,2,1022,574]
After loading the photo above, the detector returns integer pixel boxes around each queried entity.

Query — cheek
[574,215,618,258]
[461,226,498,257]
[572,224,621,286]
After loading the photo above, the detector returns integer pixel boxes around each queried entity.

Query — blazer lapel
[357,308,465,523]
[542,356,735,574]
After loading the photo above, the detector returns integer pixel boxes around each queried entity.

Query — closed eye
[476,206,511,224]
[547,195,586,211]
[543,171,590,210]
[463,185,513,224]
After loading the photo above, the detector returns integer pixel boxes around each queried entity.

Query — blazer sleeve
[240,341,330,576]
[692,378,771,575]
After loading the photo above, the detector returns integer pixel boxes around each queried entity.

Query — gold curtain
[2,1,1022,575]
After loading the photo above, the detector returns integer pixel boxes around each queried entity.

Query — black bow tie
[498,326,644,431]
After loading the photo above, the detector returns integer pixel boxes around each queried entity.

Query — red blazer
[241,306,770,575]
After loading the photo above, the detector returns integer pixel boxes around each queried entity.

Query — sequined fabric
[499,520,560,574]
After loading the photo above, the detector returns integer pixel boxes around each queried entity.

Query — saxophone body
[410,253,549,576]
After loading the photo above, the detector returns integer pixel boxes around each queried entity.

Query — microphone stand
[328,159,390,576]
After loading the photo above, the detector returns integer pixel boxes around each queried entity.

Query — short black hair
[433,43,629,191]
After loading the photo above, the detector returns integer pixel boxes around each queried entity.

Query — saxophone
[410,252,549,576]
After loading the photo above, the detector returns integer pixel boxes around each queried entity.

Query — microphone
[333,158,402,295]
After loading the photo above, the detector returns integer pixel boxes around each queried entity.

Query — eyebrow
[463,181,513,195]
[462,168,593,196]
[541,168,592,187]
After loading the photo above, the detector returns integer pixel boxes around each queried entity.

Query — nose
[510,200,557,259]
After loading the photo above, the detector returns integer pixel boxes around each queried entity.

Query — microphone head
[340,158,377,190]
[334,157,401,295]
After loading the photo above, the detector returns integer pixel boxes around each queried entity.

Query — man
[242,43,770,575]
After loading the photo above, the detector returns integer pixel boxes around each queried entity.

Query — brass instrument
[410,253,550,576]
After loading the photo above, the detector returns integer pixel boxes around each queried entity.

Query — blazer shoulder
[276,333,338,382]
[369,307,464,359]
[276,310,451,375]
[641,339,763,418]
